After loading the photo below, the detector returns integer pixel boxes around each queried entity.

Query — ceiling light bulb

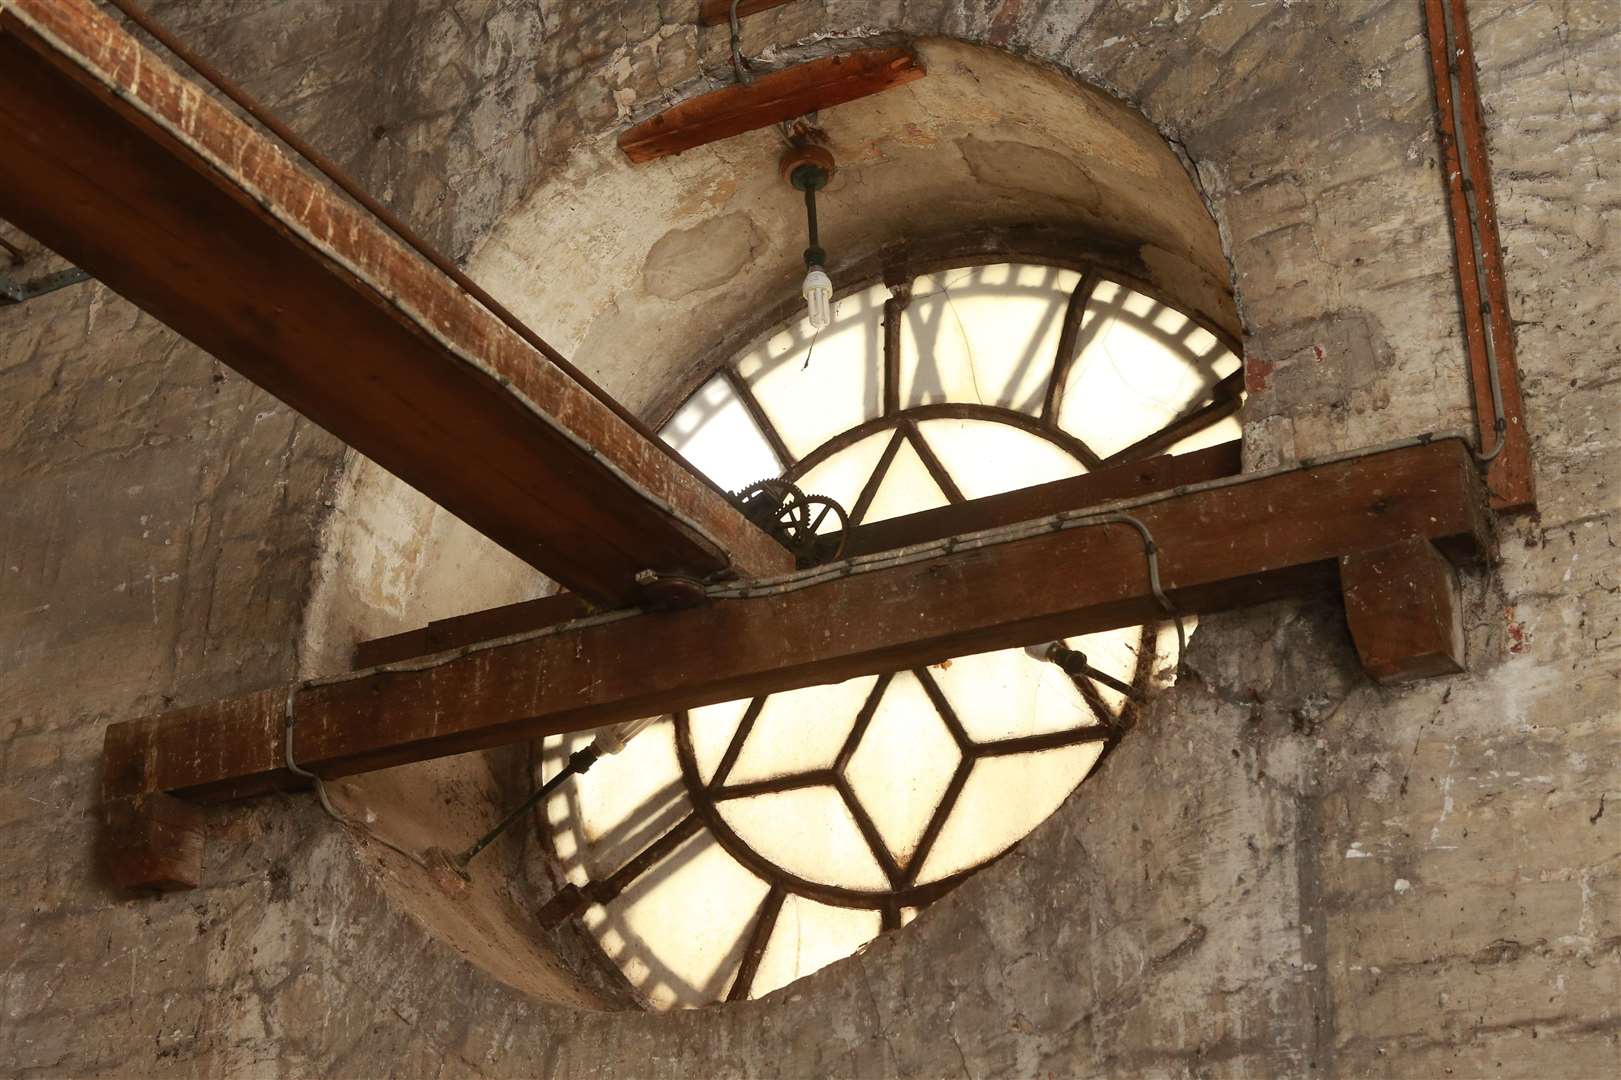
[802,265,832,330]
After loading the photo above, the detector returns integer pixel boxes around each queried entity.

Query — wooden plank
[353,593,594,669]
[107,439,1488,804]
[698,0,797,25]
[1341,538,1466,683]
[1423,0,1535,512]
[351,442,1246,667]
[619,48,925,164]
[0,0,790,606]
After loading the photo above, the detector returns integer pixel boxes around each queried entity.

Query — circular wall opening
[296,36,1238,1012]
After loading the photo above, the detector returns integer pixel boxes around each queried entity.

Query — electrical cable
[282,685,430,869]
[1430,0,1508,465]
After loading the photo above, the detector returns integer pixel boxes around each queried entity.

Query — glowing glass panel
[898,264,1081,414]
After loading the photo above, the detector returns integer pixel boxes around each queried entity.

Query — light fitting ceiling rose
[781,135,836,330]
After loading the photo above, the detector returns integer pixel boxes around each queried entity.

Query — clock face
[540,262,1241,1008]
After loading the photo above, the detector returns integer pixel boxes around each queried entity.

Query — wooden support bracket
[102,722,205,892]
[1341,538,1467,684]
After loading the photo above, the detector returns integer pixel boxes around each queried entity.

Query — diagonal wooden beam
[0,0,791,606]
[351,442,1245,668]
[106,438,1487,806]
[618,47,925,164]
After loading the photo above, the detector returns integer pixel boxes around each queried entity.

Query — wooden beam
[351,442,1246,667]
[354,592,594,669]
[1341,538,1466,683]
[0,0,791,606]
[619,48,925,164]
[109,439,1487,805]
[698,0,796,24]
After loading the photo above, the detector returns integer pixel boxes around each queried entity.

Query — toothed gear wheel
[732,479,849,568]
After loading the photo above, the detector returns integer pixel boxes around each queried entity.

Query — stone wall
[1,0,1616,1076]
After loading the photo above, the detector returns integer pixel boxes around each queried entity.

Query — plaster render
[1,0,1617,1076]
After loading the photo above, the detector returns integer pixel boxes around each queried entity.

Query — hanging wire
[728,0,753,85]
[282,685,429,869]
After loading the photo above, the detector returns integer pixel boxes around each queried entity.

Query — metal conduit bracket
[0,266,92,306]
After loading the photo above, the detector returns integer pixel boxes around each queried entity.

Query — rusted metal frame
[1423,0,1534,511]
[881,284,910,417]
[0,264,91,305]
[1099,369,1245,467]
[645,229,1245,433]
[100,0,685,478]
[902,757,973,886]
[838,441,1241,559]
[972,725,1111,758]
[834,773,906,887]
[833,674,894,773]
[0,0,790,604]
[1042,271,1100,427]
[726,885,786,1003]
[720,366,796,473]
[846,426,907,526]
[711,769,835,801]
[673,714,976,909]
[786,403,1098,482]
[1062,653,1142,702]
[1071,658,1127,730]
[109,439,1490,806]
[708,696,769,789]
[698,0,796,24]
[903,419,967,504]
[537,813,703,928]
[913,667,972,751]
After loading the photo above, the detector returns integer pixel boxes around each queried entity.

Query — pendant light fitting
[781,136,836,330]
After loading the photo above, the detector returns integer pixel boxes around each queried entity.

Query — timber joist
[103,438,1489,836]
[0,0,791,607]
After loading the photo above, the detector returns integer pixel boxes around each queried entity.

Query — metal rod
[459,746,598,867]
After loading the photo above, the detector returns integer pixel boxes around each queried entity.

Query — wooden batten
[698,0,797,24]
[619,48,925,163]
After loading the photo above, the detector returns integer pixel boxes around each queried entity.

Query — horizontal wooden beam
[108,439,1487,805]
[698,0,796,25]
[351,442,1245,667]
[619,47,925,164]
[0,0,790,606]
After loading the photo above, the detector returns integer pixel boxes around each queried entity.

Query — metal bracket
[0,266,92,306]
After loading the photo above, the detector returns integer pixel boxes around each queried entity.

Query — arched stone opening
[297,37,1239,1011]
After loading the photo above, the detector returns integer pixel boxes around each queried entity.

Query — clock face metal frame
[539,259,1241,1008]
